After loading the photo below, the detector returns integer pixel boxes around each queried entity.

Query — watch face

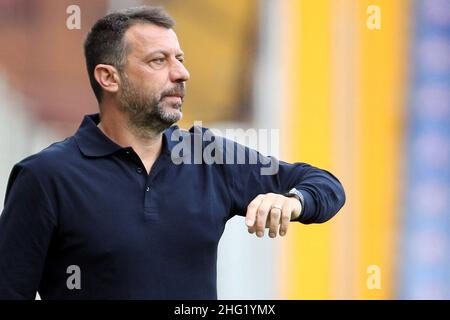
[287,188,304,217]
[289,188,301,197]
[288,188,304,203]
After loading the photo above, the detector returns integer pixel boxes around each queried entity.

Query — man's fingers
[268,203,283,238]
[245,194,264,229]
[246,193,294,238]
[279,203,293,237]
[254,195,273,237]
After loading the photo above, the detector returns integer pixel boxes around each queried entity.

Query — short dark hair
[84,6,175,103]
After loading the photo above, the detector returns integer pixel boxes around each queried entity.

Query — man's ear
[94,64,121,95]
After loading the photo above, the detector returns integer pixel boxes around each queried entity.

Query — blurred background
[0,0,449,299]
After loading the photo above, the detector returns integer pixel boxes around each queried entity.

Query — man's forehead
[125,23,181,55]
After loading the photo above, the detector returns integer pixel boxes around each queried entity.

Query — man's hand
[245,193,302,238]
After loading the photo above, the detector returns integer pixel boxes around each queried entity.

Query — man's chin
[167,113,182,124]
[161,103,183,121]
[160,109,182,125]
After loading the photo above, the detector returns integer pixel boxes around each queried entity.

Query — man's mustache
[161,84,185,100]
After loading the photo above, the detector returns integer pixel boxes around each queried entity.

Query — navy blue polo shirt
[0,114,345,300]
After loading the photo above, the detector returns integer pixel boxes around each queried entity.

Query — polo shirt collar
[74,113,179,158]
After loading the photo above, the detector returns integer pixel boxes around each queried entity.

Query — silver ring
[271,204,282,211]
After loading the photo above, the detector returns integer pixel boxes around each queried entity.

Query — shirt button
[146,186,150,192]
[136,167,143,174]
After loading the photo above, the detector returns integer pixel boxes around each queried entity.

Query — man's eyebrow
[144,50,185,59]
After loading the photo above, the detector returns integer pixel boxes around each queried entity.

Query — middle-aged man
[0,6,345,299]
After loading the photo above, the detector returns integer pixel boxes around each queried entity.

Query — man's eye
[177,58,185,64]
[151,58,165,65]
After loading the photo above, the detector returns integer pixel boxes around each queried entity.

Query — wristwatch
[284,188,305,217]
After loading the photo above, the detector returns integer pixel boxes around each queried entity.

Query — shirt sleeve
[0,164,57,300]
[223,142,346,224]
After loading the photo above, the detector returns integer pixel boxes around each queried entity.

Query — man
[0,6,345,299]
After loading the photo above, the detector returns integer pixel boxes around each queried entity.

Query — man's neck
[97,108,164,174]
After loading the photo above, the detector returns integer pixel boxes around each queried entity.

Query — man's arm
[224,144,346,238]
[0,165,57,300]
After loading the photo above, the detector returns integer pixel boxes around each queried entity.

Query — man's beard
[118,73,184,138]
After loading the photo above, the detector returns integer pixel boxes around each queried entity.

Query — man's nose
[170,60,190,83]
